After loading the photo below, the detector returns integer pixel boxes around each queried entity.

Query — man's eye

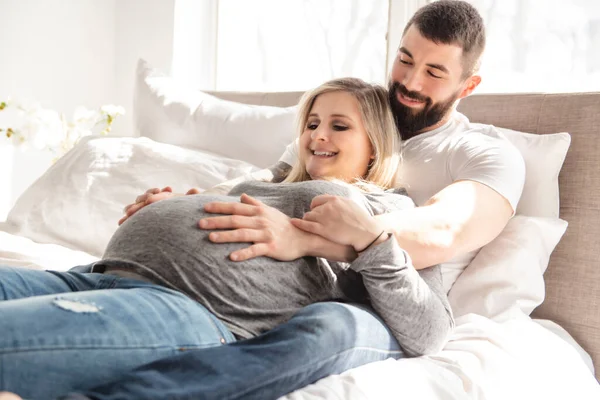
[428,71,441,79]
[399,59,411,65]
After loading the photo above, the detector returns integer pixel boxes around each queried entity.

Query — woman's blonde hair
[284,78,401,190]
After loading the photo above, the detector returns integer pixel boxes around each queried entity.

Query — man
[1,1,523,399]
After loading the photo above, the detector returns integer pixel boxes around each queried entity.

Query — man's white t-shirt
[278,111,526,293]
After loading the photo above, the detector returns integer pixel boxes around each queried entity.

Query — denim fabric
[64,302,404,400]
[0,265,235,400]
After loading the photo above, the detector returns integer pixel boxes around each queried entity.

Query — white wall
[0,0,117,220]
[0,0,176,221]
[0,0,117,111]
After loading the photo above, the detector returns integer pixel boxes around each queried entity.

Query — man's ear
[458,75,482,99]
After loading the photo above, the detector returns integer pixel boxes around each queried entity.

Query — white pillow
[6,136,260,257]
[135,59,298,169]
[447,215,568,321]
[477,125,571,218]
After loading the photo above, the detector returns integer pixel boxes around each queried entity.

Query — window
[173,0,599,93]
[172,0,431,92]
[467,0,600,93]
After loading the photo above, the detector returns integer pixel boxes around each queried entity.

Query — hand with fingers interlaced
[290,194,388,253]
[118,186,202,225]
[199,193,316,262]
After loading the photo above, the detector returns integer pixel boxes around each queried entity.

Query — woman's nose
[311,126,329,141]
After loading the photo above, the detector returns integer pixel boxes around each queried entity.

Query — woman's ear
[367,153,376,169]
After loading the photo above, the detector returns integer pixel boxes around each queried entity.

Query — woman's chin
[306,167,326,181]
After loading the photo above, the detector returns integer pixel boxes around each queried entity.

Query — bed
[1,60,599,399]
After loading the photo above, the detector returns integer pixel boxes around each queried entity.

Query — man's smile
[396,90,426,107]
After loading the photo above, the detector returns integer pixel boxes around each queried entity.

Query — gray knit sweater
[97,180,454,356]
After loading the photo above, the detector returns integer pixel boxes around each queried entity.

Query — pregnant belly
[103,195,245,266]
[102,195,332,337]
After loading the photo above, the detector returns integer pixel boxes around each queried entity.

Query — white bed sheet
[0,228,598,400]
[283,314,599,400]
[0,226,98,270]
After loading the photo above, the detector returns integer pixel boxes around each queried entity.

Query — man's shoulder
[448,123,524,169]
[452,111,497,135]
[419,112,496,144]
[405,112,517,159]
[450,112,514,148]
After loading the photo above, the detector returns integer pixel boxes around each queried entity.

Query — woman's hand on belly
[119,187,202,225]
[199,193,313,262]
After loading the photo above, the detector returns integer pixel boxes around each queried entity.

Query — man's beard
[388,81,460,140]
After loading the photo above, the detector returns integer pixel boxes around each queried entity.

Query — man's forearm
[299,207,457,268]
[375,206,460,270]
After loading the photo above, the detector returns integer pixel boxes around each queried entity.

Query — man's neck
[418,115,451,134]
[402,113,454,141]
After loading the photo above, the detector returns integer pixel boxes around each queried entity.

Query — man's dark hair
[403,0,486,79]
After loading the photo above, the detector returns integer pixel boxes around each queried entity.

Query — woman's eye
[307,123,318,130]
[333,125,348,131]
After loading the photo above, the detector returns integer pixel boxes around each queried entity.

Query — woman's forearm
[303,234,357,262]
[350,237,454,356]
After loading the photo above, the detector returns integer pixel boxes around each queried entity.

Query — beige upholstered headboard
[210,90,600,380]
[457,93,600,381]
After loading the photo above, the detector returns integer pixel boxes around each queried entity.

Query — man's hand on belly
[290,194,385,252]
[199,193,312,262]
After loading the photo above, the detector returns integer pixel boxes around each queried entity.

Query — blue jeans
[62,301,404,400]
[0,265,235,400]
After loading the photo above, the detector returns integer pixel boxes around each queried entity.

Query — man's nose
[402,69,423,93]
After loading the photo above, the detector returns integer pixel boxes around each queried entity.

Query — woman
[0,78,453,400]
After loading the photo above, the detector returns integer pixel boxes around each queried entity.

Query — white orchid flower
[2,100,125,160]
[20,109,63,150]
[72,106,101,132]
[100,104,125,116]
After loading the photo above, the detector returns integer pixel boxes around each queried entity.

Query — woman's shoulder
[229,179,413,212]
[228,179,357,203]
[286,180,362,200]
[363,187,415,214]
[228,179,280,195]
